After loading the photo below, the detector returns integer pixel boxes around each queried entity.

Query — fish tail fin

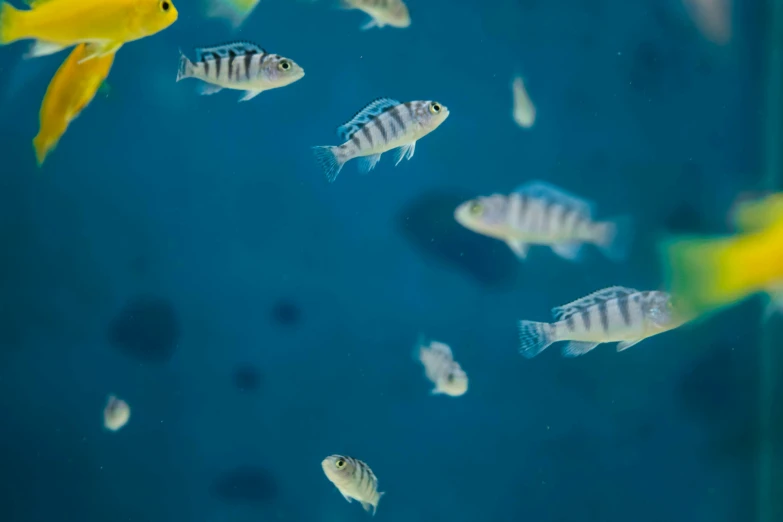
[597,215,634,262]
[0,2,23,45]
[517,320,555,358]
[312,145,345,183]
[176,50,193,82]
[412,333,427,362]
[32,132,55,167]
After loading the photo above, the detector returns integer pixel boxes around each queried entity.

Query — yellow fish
[0,0,177,61]
[33,43,115,166]
[660,192,783,319]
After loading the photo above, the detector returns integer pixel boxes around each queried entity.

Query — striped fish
[312,97,449,183]
[517,286,688,358]
[322,455,385,515]
[176,41,304,102]
[340,0,410,30]
[453,180,633,262]
[417,337,468,397]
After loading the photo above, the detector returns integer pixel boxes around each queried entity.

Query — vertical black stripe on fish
[351,134,362,148]
[243,51,255,81]
[372,115,389,143]
[580,309,591,330]
[617,294,631,326]
[388,107,405,137]
[598,300,609,332]
[565,314,575,332]
[402,102,416,125]
[361,124,374,148]
[540,200,552,235]
[213,57,221,81]
[203,58,211,79]
[560,207,572,231]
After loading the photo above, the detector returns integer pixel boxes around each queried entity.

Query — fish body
[512,75,535,128]
[0,0,177,60]
[454,180,633,262]
[340,0,410,30]
[322,455,384,515]
[33,43,115,166]
[417,338,468,397]
[518,286,687,358]
[103,394,131,431]
[176,41,304,102]
[661,195,783,319]
[312,97,449,183]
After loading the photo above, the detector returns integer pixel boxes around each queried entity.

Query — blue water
[0,0,770,521]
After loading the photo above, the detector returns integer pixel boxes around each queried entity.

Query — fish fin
[562,341,600,357]
[205,0,259,29]
[731,193,783,232]
[552,286,639,321]
[337,97,400,140]
[506,239,529,260]
[551,242,583,261]
[616,339,644,352]
[360,17,379,30]
[312,145,345,183]
[360,501,373,513]
[412,333,428,362]
[393,141,415,166]
[357,153,381,173]
[0,2,22,45]
[513,180,595,218]
[32,133,55,167]
[429,388,443,395]
[25,40,67,58]
[340,491,353,503]
[596,215,634,262]
[77,42,121,63]
[238,89,263,102]
[198,83,223,96]
[517,320,555,358]
[194,41,264,61]
[176,49,194,81]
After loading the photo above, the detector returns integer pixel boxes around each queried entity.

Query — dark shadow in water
[108,296,180,363]
[396,190,518,289]
[211,466,279,504]
[270,299,301,327]
[233,364,262,393]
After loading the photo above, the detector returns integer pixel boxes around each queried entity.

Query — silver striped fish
[517,286,688,358]
[417,337,468,397]
[340,0,411,30]
[454,180,633,262]
[312,97,449,183]
[176,41,304,102]
[322,455,385,515]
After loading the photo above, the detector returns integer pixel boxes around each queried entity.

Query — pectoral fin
[238,89,263,102]
[506,239,529,260]
[78,41,121,63]
[562,341,600,357]
[25,40,67,59]
[616,339,643,352]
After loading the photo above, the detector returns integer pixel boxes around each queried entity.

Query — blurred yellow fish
[204,0,260,28]
[661,192,783,319]
[33,43,115,166]
[0,0,177,60]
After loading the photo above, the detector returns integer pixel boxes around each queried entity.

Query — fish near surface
[204,0,260,29]
[518,286,688,358]
[340,0,410,30]
[0,0,177,60]
[312,97,449,183]
[33,43,115,166]
[417,337,468,396]
[322,455,385,515]
[176,41,304,102]
[454,180,633,262]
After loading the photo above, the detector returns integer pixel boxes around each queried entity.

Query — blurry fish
[176,41,304,102]
[512,75,535,129]
[103,394,130,431]
[416,337,468,396]
[0,0,177,60]
[661,192,783,319]
[33,43,115,166]
[518,286,688,358]
[454,180,633,262]
[339,0,410,30]
[205,0,260,29]
[312,97,449,183]
[683,0,731,45]
[321,455,385,515]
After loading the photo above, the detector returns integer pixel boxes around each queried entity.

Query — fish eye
[278,60,291,71]
[335,458,346,469]
[469,202,483,215]
[429,102,441,114]
[160,0,170,11]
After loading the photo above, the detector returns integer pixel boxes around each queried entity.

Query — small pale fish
[512,75,535,128]
[417,337,468,397]
[454,180,633,262]
[339,0,410,30]
[322,455,385,515]
[205,0,260,28]
[517,286,689,358]
[312,97,449,183]
[176,41,304,102]
[103,394,130,431]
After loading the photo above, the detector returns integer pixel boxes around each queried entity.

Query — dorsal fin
[552,286,639,321]
[513,180,594,218]
[337,97,400,140]
[194,41,264,61]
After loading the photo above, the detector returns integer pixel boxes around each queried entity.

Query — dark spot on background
[270,299,301,327]
[211,466,278,504]
[396,190,518,289]
[233,364,262,392]
[108,296,180,364]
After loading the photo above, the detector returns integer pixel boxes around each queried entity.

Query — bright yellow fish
[33,43,115,166]
[660,192,783,319]
[0,0,177,61]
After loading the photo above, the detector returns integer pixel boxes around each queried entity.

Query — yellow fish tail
[0,2,24,44]
[32,132,57,166]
